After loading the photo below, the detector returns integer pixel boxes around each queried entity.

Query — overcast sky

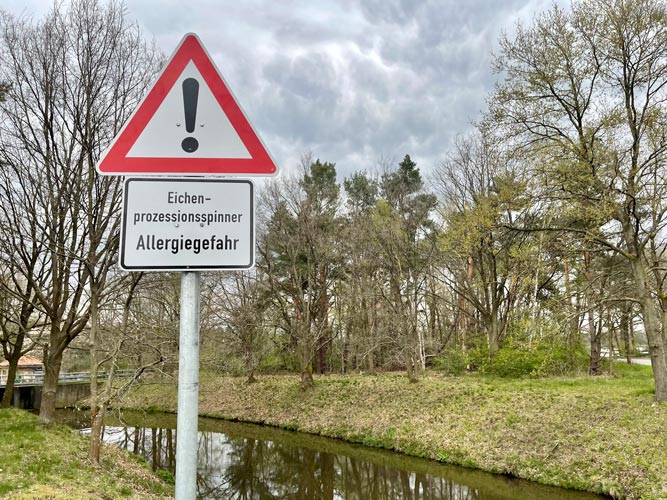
[4,0,564,179]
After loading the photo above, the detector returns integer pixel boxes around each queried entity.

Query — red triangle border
[97,33,277,175]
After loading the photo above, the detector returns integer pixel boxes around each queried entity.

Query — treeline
[0,0,666,444]
[209,147,636,390]
[210,0,667,400]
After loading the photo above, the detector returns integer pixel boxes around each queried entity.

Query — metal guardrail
[0,369,138,387]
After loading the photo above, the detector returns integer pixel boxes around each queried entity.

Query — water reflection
[104,425,478,499]
[58,411,604,500]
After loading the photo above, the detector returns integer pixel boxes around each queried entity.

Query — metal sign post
[175,271,200,499]
[118,177,253,499]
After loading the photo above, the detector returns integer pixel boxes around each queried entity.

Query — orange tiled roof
[0,355,43,367]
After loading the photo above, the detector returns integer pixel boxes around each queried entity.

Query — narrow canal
[57,410,607,500]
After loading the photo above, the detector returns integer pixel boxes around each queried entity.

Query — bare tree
[0,0,161,423]
[206,271,270,383]
[0,156,51,406]
[88,271,167,462]
[435,130,528,357]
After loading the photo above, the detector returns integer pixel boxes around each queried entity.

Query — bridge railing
[1,368,140,387]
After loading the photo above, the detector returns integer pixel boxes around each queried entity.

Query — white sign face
[127,62,251,160]
[120,178,254,271]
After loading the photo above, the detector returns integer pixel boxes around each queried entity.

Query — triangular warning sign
[96,33,277,176]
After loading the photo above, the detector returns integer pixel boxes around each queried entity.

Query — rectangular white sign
[120,178,254,271]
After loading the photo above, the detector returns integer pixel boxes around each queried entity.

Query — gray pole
[175,271,201,499]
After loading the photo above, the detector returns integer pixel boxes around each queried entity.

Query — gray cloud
[3,0,565,179]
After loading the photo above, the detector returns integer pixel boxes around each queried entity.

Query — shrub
[156,470,175,485]
[466,345,492,374]
[488,339,589,378]
[432,347,468,375]
[489,346,543,377]
[258,351,292,372]
[434,336,589,378]
[535,339,589,377]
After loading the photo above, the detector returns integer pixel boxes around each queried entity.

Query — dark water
[57,410,606,500]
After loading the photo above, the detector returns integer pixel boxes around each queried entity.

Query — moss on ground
[125,364,667,500]
[0,408,173,499]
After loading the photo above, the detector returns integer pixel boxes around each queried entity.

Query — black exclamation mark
[181,78,199,153]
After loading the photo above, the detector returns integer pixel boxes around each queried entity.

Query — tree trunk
[405,348,419,383]
[315,268,330,374]
[588,309,602,376]
[88,404,106,463]
[244,341,257,383]
[608,311,616,376]
[341,328,348,375]
[620,305,632,363]
[246,367,256,384]
[563,257,581,369]
[39,345,64,425]
[366,348,374,373]
[315,336,329,375]
[583,251,602,376]
[638,294,667,400]
[88,284,102,461]
[406,361,418,383]
[459,255,475,359]
[367,296,377,373]
[488,313,500,355]
[659,296,667,348]
[296,312,314,391]
[0,352,21,408]
[428,276,438,342]
[300,362,314,391]
[629,309,636,358]
[630,256,667,401]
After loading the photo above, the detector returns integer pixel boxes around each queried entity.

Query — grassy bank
[125,364,667,500]
[0,408,173,499]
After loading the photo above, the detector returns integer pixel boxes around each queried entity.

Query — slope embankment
[125,365,666,500]
[0,408,173,499]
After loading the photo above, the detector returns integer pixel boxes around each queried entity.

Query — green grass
[0,408,173,499]
[124,364,667,500]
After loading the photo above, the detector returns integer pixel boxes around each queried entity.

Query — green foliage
[435,336,588,378]
[343,171,378,212]
[0,483,12,496]
[301,159,340,213]
[466,345,492,374]
[489,346,546,378]
[486,339,589,378]
[352,430,396,449]
[431,347,468,375]
[437,448,478,468]
[119,485,134,496]
[257,351,289,372]
[380,154,423,207]
[156,469,175,485]
[612,362,654,380]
